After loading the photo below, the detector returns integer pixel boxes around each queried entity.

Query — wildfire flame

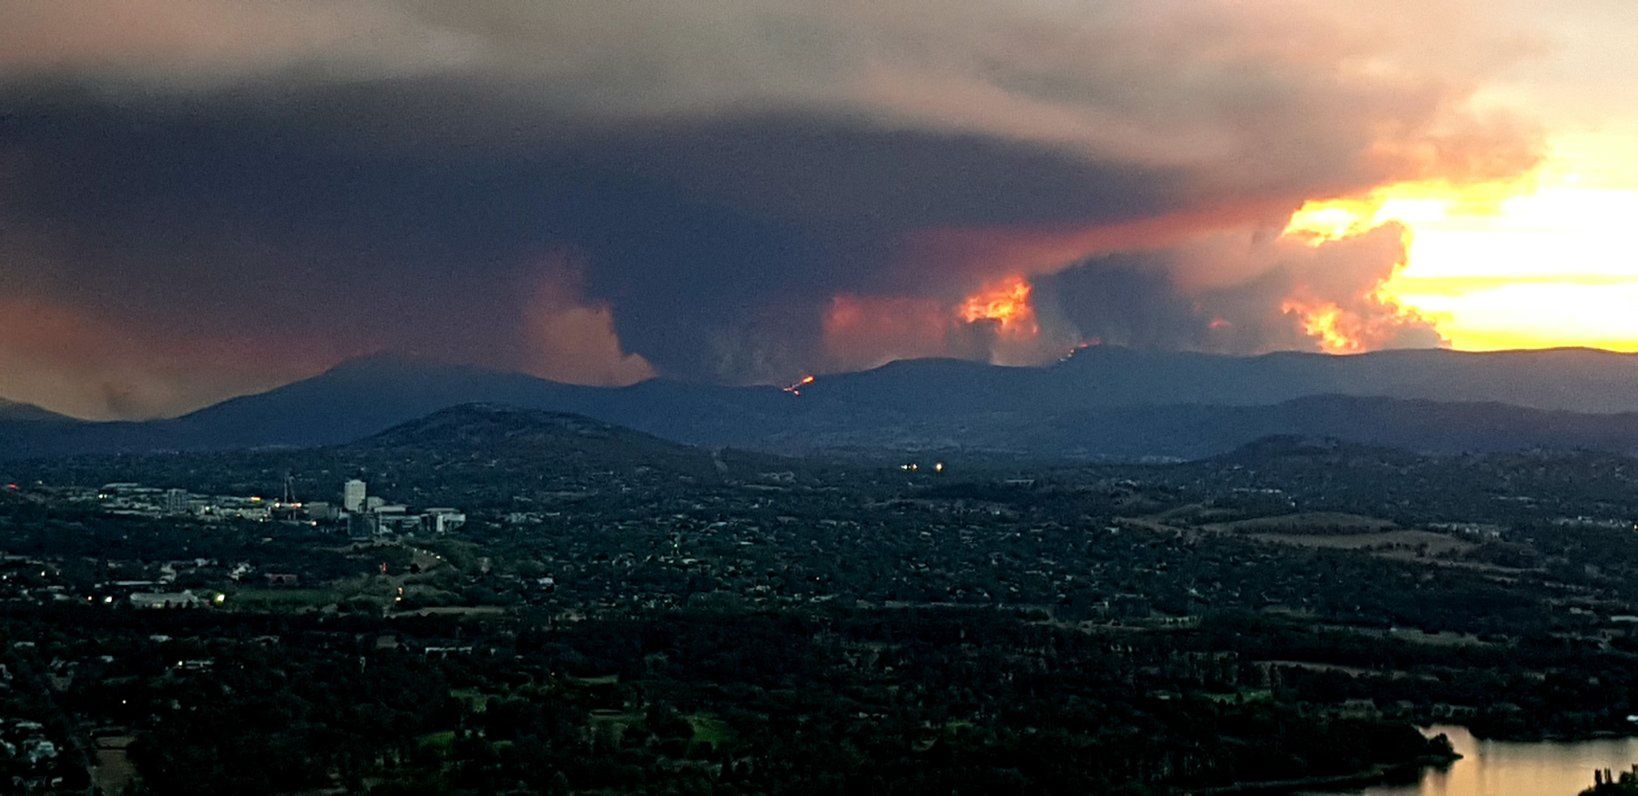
[1281,298,1358,353]
[959,276,1039,334]
[1277,180,1475,353]
[782,374,816,396]
[1058,339,1099,362]
[1281,293,1436,355]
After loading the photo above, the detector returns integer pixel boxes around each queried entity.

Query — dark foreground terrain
[5,407,1638,793]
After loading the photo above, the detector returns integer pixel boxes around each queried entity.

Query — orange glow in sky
[1283,144,1638,353]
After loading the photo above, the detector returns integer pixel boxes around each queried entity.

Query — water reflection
[1337,724,1638,796]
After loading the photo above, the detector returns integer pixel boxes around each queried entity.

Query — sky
[0,1,1634,420]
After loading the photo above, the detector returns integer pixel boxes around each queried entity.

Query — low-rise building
[129,590,202,609]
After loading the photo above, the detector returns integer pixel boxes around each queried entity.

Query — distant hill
[0,398,77,424]
[334,403,756,506]
[164,353,801,450]
[0,405,805,509]
[1037,394,1638,459]
[167,354,590,449]
[0,354,794,458]
[350,403,726,478]
[13,346,1638,460]
[773,394,1638,460]
[799,345,1638,414]
[0,398,90,460]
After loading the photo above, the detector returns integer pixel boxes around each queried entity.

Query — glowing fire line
[782,374,816,396]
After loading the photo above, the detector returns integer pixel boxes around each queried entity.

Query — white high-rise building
[164,488,190,516]
[342,479,367,513]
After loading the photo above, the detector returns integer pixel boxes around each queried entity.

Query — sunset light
[1284,146,1638,353]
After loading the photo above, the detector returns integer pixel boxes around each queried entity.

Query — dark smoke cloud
[1033,259,1212,352]
[0,1,1539,417]
[1035,224,1443,355]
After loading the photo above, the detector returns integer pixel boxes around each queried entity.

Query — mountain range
[8,346,1638,460]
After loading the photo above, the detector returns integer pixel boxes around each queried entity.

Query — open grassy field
[450,688,496,711]
[566,673,620,686]
[418,730,457,750]
[1247,529,1473,556]
[396,605,507,617]
[1203,512,1398,535]
[92,735,136,795]
[688,714,731,745]
[228,587,343,609]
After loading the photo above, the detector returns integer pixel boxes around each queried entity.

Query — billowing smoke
[1034,223,1442,356]
[0,1,1539,417]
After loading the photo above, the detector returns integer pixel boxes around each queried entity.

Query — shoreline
[1476,728,1638,743]
[1203,725,1638,794]
[1192,753,1461,795]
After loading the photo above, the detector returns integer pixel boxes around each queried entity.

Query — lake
[1334,724,1638,796]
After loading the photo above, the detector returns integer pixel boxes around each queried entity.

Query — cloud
[0,1,1541,416]
[1034,223,1443,355]
[0,1,475,87]
[522,258,655,386]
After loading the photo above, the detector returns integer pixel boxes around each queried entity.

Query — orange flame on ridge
[782,374,816,396]
[960,276,1039,334]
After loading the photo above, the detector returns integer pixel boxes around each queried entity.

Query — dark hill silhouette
[166,353,794,450]
[2,405,808,510]
[12,346,1638,460]
[332,403,744,503]
[0,398,88,460]
[0,398,76,424]
[801,345,1638,414]
[350,403,723,476]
